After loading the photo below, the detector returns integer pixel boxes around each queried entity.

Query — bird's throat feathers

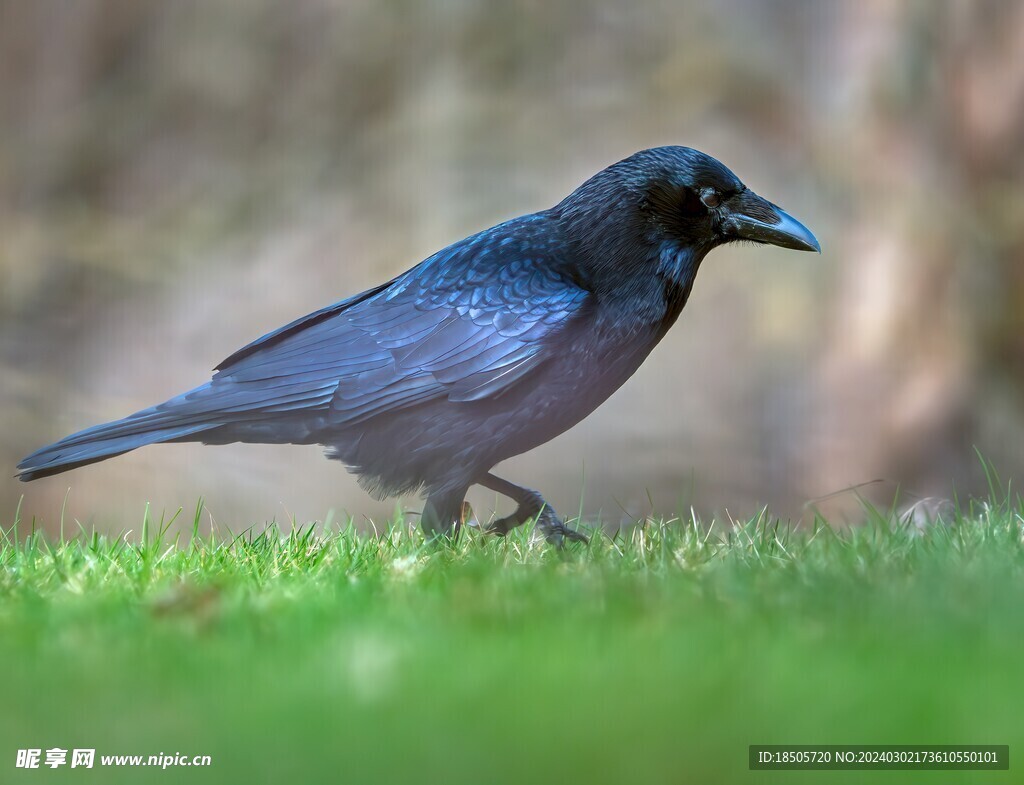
[655,242,703,331]
[585,241,704,338]
[657,242,701,296]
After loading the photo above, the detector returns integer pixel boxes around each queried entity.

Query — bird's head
[557,146,819,286]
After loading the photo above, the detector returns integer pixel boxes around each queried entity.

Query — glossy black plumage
[18,146,819,543]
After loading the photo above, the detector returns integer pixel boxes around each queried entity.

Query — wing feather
[204,216,589,425]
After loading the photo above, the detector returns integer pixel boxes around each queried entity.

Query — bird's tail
[16,385,221,482]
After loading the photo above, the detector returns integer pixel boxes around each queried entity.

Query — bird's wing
[208,223,589,424]
[214,279,394,371]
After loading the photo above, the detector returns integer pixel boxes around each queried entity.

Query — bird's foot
[533,507,589,547]
[484,514,518,537]
[483,486,544,537]
[487,507,588,546]
[478,475,588,547]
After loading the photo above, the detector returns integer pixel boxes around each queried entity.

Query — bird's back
[18,212,598,491]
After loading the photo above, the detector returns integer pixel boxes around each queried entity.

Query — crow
[17,146,819,544]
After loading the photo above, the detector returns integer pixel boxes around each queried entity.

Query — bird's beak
[722,190,821,253]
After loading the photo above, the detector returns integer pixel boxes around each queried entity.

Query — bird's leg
[478,472,588,546]
[421,486,469,540]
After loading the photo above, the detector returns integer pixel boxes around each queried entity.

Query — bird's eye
[701,189,721,209]
[678,188,706,217]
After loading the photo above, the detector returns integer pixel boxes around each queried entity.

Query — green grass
[2,493,1024,784]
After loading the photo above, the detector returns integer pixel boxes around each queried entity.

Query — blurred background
[3,0,1024,534]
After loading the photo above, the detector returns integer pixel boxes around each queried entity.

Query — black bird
[17,147,819,544]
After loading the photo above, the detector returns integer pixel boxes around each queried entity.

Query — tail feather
[17,423,214,481]
[17,386,224,482]
[17,367,337,481]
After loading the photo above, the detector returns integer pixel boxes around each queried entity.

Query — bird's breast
[561,307,668,389]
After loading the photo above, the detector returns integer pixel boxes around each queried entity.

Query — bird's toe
[534,508,589,547]
[485,515,517,537]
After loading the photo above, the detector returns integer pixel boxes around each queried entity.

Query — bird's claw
[534,508,589,547]
[477,479,588,547]
[484,517,516,537]
[485,507,588,547]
